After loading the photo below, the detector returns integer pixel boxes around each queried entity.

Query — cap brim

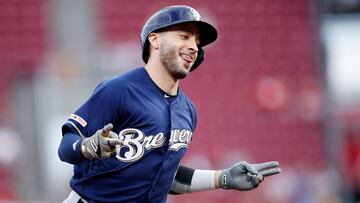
[191,21,218,47]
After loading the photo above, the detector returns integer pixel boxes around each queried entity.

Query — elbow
[58,133,85,164]
[57,135,74,163]
[57,142,67,162]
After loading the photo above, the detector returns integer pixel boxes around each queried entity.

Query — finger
[259,168,281,177]
[241,161,258,175]
[102,144,111,152]
[107,138,123,146]
[252,176,259,186]
[102,123,114,136]
[108,131,119,139]
[252,161,279,171]
[247,173,260,186]
[102,151,112,158]
[247,172,264,182]
[110,144,115,150]
[256,174,264,182]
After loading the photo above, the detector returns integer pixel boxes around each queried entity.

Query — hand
[81,123,123,159]
[219,161,280,191]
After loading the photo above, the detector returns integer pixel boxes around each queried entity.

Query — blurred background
[0,0,360,202]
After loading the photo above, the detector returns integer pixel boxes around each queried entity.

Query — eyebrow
[181,27,199,36]
[178,29,200,43]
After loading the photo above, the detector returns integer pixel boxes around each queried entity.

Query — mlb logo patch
[69,114,87,127]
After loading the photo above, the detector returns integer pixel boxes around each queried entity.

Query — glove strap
[81,138,99,159]
[219,170,230,189]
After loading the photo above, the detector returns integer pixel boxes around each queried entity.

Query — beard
[159,42,190,79]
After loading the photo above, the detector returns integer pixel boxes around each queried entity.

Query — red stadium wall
[0,0,47,122]
[340,107,360,190]
[0,0,47,200]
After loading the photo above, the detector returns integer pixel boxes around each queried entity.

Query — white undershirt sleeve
[190,169,216,192]
[171,169,216,193]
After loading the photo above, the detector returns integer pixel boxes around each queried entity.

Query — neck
[145,63,179,96]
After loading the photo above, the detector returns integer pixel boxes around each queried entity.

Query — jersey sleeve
[62,80,124,138]
[192,106,197,132]
[189,101,197,132]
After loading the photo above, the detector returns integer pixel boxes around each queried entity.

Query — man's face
[158,23,200,79]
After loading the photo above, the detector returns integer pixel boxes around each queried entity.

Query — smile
[180,53,194,63]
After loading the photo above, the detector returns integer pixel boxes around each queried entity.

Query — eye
[180,34,189,40]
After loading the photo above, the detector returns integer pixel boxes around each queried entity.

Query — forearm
[58,132,86,164]
[170,166,221,194]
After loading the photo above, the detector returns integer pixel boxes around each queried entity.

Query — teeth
[181,54,192,62]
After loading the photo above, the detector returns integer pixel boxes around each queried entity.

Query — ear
[148,33,160,49]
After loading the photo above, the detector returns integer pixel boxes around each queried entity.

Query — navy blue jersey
[62,67,197,203]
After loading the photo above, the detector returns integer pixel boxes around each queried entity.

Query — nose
[188,39,198,54]
[188,47,198,55]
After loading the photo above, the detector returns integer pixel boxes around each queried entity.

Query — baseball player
[58,5,281,203]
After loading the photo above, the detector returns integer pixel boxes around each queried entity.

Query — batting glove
[81,123,123,159]
[219,161,280,191]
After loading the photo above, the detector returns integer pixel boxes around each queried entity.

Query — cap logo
[189,8,201,20]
